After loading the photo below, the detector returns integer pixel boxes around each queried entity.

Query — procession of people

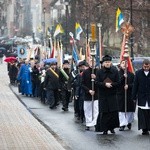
[6,52,150,136]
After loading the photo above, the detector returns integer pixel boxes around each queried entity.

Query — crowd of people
[7,55,150,135]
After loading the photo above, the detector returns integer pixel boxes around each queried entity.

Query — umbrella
[7,53,18,57]
[4,57,17,63]
[0,47,6,51]
[43,58,57,64]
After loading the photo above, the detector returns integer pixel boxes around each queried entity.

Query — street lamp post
[65,0,69,54]
[42,7,46,46]
[43,8,46,37]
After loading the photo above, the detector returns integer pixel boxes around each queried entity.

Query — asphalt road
[11,86,150,150]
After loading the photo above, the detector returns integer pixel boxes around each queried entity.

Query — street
[8,64,150,150]
[0,0,149,149]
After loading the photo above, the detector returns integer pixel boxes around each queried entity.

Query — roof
[50,0,58,6]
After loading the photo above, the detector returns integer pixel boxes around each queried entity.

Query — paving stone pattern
[0,63,65,150]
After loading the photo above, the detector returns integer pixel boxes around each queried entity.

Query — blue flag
[72,45,79,63]
[95,43,100,67]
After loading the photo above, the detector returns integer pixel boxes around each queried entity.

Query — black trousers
[61,89,71,109]
[138,108,150,130]
[47,89,59,108]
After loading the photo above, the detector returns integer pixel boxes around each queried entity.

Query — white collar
[144,71,149,76]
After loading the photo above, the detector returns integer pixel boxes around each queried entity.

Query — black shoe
[127,123,132,130]
[110,129,115,134]
[119,126,125,131]
[85,127,90,131]
[142,129,149,135]
[49,106,57,109]
[103,131,108,135]
[62,107,68,111]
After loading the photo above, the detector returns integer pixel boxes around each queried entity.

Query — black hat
[78,60,87,67]
[102,55,112,63]
[63,60,69,64]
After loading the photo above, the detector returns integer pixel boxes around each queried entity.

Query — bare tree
[70,0,150,55]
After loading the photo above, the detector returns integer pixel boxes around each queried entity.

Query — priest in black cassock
[95,55,120,135]
[132,59,150,135]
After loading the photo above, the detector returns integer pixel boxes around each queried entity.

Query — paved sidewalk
[0,63,65,150]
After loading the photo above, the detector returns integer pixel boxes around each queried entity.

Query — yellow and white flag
[53,24,64,37]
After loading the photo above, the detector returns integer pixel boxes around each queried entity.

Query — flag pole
[97,23,102,68]
[123,40,129,117]
[90,23,96,121]
[121,22,134,117]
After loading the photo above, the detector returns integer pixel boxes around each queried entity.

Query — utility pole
[65,0,69,54]
[43,7,46,46]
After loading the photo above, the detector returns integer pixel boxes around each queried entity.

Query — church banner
[17,45,27,59]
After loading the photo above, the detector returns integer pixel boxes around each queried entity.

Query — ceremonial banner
[17,45,27,59]
[120,35,134,73]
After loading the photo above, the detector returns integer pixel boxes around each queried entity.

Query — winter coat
[31,66,40,84]
[117,69,135,112]
[82,67,98,101]
[44,68,59,90]
[8,64,18,80]
[132,69,150,107]
[96,66,120,112]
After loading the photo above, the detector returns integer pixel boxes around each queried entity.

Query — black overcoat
[117,69,135,112]
[44,68,59,90]
[82,67,98,101]
[132,69,150,107]
[96,67,120,112]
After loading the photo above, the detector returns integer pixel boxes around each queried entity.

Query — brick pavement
[0,63,65,150]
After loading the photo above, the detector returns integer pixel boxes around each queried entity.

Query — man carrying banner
[82,59,98,130]
[74,60,89,122]
[59,60,71,111]
[117,60,135,131]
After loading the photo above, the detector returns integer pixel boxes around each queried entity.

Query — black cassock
[117,69,135,112]
[95,66,120,132]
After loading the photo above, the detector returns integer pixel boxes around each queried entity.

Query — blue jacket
[17,64,32,95]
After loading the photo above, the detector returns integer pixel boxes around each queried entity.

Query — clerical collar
[144,71,149,76]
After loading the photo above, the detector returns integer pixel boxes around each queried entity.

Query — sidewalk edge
[9,84,71,150]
